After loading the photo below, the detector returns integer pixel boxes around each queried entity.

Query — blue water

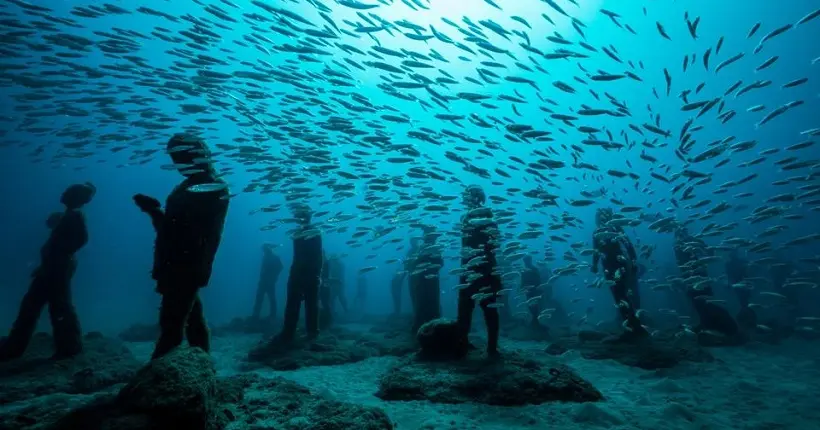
[0,0,818,335]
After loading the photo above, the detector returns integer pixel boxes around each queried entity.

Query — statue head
[595,207,613,226]
[674,224,689,239]
[463,184,486,208]
[421,224,437,243]
[290,202,312,225]
[166,133,215,177]
[61,182,96,209]
[728,247,745,260]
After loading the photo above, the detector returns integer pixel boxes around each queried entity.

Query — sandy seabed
[120,328,820,430]
[2,323,817,430]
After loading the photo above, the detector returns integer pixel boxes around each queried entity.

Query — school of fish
[1,0,819,331]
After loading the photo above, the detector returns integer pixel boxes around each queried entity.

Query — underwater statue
[457,185,503,357]
[390,270,407,315]
[770,257,796,304]
[133,134,229,360]
[674,226,740,338]
[520,255,543,326]
[353,273,368,313]
[252,243,283,324]
[404,236,421,313]
[536,261,570,325]
[0,183,95,361]
[591,208,648,338]
[320,253,347,328]
[725,248,756,330]
[411,226,444,333]
[276,203,323,342]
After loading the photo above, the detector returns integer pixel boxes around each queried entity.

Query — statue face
[463,186,484,207]
[167,134,212,176]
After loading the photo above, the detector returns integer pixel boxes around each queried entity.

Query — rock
[376,350,602,406]
[244,331,378,371]
[544,343,568,356]
[3,348,394,430]
[553,329,714,370]
[117,323,159,343]
[0,390,117,430]
[116,347,222,429]
[0,333,140,405]
[415,318,468,361]
[235,374,393,429]
[47,346,231,430]
[358,329,418,358]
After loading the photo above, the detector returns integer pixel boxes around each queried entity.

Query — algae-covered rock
[115,346,221,429]
[376,350,602,406]
[415,318,468,360]
[549,329,714,370]
[0,332,140,405]
[231,374,393,429]
[245,330,375,370]
[45,346,231,430]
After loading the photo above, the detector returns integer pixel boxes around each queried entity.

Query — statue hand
[133,194,161,212]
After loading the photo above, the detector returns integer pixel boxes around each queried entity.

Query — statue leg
[0,275,49,360]
[251,285,265,320]
[185,293,210,353]
[304,278,320,337]
[48,274,83,358]
[152,284,197,360]
[279,276,301,341]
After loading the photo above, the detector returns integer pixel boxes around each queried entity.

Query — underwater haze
[1,0,820,428]
[1,0,818,333]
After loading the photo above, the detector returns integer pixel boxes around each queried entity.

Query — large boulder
[47,346,233,430]
[115,346,223,429]
[234,374,394,429]
[0,332,140,405]
[245,331,377,371]
[415,318,468,360]
[245,326,416,371]
[376,350,602,406]
[547,330,714,370]
[2,347,395,430]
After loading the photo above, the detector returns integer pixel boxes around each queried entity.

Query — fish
[755,56,779,72]
[0,0,815,326]
[656,22,671,40]
[782,77,808,88]
[715,52,745,73]
[188,182,229,193]
[797,9,820,26]
[747,22,761,38]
